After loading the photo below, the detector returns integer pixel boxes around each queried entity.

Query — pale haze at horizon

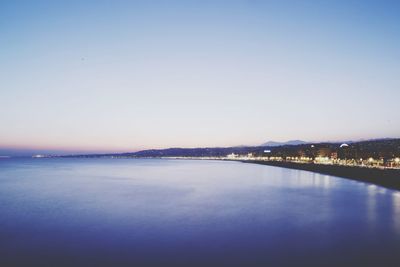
[1,0,399,154]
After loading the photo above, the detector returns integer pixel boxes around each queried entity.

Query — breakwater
[245,160,400,191]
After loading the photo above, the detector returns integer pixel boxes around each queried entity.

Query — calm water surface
[0,158,399,266]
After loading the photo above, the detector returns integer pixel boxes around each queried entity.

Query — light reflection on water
[367,184,378,231]
[393,192,400,233]
[0,158,399,266]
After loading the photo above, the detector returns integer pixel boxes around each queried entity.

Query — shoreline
[242,160,400,191]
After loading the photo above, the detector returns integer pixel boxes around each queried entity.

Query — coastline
[242,160,400,191]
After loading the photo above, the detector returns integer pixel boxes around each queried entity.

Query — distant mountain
[61,138,400,158]
[261,140,307,147]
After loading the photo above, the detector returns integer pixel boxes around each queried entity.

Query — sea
[0,158,399,266]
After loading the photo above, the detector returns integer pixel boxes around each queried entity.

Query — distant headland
[60,138,399,167]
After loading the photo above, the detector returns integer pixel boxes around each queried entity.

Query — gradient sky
[1,0,400,154]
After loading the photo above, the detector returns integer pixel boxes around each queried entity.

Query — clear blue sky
[1,0,399,154]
